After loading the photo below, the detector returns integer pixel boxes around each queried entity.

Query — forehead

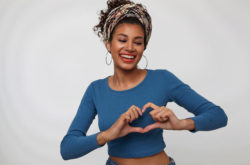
[113,23,144,38]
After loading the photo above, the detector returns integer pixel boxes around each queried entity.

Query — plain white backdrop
[0,0,249,164]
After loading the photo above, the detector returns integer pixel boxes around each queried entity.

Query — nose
[125,41,135,52]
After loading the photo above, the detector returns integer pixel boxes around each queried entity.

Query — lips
[119,53,136,63]
[120,53,137,56]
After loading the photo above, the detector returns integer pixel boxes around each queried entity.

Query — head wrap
[103,3,152,47]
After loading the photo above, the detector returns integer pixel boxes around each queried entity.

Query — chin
[116,64,138,71]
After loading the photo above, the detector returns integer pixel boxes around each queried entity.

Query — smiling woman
[60,0,228,165]
[106,23,145,70]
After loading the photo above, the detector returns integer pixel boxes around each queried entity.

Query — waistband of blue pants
[106,156,176,165]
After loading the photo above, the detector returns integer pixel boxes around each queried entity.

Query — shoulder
[149,68,177,79]
[81,77,107,101]
[88,76,107,91]
[149,68,185,87]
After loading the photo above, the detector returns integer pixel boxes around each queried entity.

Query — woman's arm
[60,83,103,160]
[166,70,228,132]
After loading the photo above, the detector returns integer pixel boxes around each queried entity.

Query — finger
[161,109,173,119]
[135,106,143,116]
[149,107,165,121]
[155,109,167,121]
[142,102,158,113]
[143,122,161,133]
[123,113,131,123]
[150,107,163,117]
[128,110,135,123]
[142,102,159,113]
[159,109,175,122]
[130,108,138,122]
[158,115,168,122]
[160,115,169,122]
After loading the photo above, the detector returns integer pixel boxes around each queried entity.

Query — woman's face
[106,23,145,71]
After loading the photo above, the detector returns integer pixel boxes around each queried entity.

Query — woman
[60,0,228,164]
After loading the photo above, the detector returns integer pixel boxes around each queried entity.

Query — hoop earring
[105,51,112,65]
[140,54,148,69]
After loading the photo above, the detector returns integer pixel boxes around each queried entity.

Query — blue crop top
[60,69,228,160]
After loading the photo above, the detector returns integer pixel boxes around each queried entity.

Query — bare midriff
[109,150,171,165]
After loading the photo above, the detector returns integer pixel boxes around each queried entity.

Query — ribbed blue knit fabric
[60,69,228,160]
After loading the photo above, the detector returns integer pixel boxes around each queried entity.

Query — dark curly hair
[93,0,148,48]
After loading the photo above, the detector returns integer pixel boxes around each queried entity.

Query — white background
[0,0,249,164]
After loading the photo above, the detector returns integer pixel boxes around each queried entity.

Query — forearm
[60,132,102,160]
[189,106,228,132]
[169,80,228,132]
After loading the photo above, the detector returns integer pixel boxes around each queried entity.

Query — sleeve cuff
[187,117,199,133]
[91,132,105,148]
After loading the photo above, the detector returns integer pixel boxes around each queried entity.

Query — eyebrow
[117,33,144,39]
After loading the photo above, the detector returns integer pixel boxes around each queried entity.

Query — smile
[120,54,135,59]
[119,53,136,62]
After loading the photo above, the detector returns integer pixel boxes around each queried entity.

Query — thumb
[128,126,144,133]
[143,122,161,133]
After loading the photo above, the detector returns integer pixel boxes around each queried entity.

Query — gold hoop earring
[105,51,112,65]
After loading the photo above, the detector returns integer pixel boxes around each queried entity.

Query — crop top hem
[108,143,166,158]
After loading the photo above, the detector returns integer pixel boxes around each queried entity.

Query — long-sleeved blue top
[60,69,228,160]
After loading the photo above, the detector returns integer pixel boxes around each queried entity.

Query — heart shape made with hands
[126,102,178,134]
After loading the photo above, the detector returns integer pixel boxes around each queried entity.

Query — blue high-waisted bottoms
[105,156,176,165]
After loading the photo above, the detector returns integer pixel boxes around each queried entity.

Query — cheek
[136,43,145,53]
[137,47,144,55]
[111,42,124,52]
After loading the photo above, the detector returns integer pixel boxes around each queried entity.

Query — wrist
[97,131,109,146]
[102,131,110,142]
[180,119,195,131]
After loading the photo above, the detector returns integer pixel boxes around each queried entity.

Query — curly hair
[93,0,150,48]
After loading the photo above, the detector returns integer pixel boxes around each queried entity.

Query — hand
[104,105,144,142]
[142,102,183,133]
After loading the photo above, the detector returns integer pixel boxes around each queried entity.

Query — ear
[105,41,111,53]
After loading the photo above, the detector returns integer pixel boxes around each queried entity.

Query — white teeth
[120,55,135,59]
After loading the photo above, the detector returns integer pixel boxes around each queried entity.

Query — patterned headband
[103,3,152,47]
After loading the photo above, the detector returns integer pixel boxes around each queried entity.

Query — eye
[135,42,142,45]
[119,39,126,43]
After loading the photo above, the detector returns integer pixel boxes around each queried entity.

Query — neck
[111,67,142,87]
